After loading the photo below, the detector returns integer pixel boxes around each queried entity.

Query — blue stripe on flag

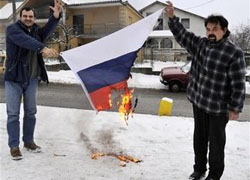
[77,50,138,93]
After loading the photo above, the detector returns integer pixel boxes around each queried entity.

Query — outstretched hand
[165,1,175,19]
[49,0,63,19]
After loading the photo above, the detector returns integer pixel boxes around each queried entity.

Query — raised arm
[39,0,63,41]
[165,1,175,19]
[165,1,203,56]
[49,0,63,19]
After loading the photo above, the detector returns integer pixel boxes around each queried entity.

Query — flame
[118,88,134,125]
[91,152,142,164]
[108,93,112,107]
[91,153,105,160]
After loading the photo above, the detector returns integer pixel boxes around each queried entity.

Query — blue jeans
[5,79,38,148]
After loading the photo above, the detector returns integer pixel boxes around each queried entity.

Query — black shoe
[189,171,206,180]
[24,142,42,153]
[10,147,23,160]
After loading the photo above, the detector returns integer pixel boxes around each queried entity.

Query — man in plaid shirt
[165,1,246,180]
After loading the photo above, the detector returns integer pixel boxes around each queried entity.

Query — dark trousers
[192,105,228,180]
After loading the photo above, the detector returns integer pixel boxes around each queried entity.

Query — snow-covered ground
[0,104,249,180]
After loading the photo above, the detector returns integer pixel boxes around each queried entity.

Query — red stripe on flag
[90,80,129,111]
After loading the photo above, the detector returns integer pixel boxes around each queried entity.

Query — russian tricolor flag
[61,9,162,112]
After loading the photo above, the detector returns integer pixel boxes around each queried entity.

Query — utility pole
[12,0,16,22]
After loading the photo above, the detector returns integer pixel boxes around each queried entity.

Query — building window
[147,39,158,48]
[154,18,163,30]
[161,38,173,48]
[181,18,190,29]
[36,6,50,19]
[73,15,84,35]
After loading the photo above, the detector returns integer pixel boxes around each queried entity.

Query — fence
[74,23,122,37]
[141,47,189,62]
[0,36,6,50]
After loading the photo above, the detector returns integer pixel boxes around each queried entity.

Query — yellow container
[158,97,173,116]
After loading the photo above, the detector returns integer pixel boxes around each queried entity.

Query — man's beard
[21,20,33,29]
[208,34,217,43]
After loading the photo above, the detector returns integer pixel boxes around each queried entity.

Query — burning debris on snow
[80,131,142,167]
[91,152,142,167]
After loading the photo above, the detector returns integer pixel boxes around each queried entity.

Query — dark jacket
[168,16,246,115]
[4,15,60,84]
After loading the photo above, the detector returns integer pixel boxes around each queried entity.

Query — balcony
[73,23,122,38]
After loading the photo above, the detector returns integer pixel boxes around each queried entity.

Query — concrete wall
[0,1,8,8]
[67,6,120,26]
[66,4,141,33]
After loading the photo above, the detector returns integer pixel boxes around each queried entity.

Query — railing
[0,36,6,50]
[34,13,122,37]
[153,48,188,53]
[142,47,189,61]
[73,23,122,37]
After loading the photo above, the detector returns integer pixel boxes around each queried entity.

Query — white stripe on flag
[61,9,163,73]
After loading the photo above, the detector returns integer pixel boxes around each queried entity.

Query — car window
[181,61,191,73]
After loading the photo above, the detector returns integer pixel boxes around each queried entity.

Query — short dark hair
[20,7,36,18]
[205,15,230,38]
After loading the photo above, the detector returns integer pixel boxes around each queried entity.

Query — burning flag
[116,87,138,125]
[61,9,163,112]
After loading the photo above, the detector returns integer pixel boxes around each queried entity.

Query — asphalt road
[0,82,249,121]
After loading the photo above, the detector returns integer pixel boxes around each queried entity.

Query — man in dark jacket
[165,1,246,180]
[5,0,62,160]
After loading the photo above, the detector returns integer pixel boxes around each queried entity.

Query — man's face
[20,10,35,28]
[206,22,226,43]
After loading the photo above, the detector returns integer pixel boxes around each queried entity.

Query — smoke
[77,119,123,154]
[79,132,98,153]
[95,128,121,152]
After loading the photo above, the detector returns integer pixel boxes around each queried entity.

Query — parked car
[246,71,250,84]
[0,50,6,74]
[160,61,191,92]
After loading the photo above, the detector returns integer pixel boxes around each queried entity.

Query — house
[0,1,8,8]
[0,0,24,49]
[0,0,143,51]
[140,1,206,61]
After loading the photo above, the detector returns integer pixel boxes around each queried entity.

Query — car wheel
[169,82,182,92]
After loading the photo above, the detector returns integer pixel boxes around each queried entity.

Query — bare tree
[230,24,250,51]
[49,23,79,51]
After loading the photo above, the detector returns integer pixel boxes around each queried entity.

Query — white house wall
[140,3,206,50]
[173,9,206,49]
[174,9,206,37]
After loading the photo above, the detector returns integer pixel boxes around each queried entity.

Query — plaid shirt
[168,16,246,115]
